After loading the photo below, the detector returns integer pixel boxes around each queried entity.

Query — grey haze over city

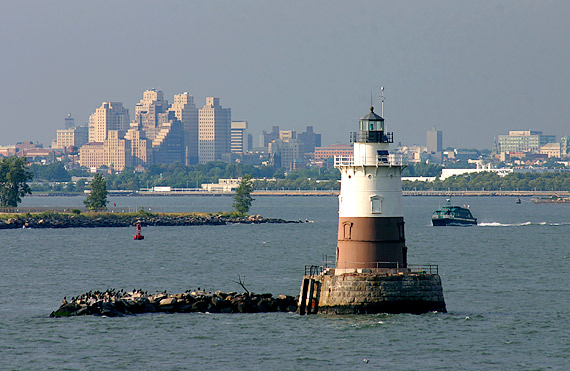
[1,0,569,149]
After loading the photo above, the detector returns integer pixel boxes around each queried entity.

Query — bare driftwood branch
[233,274,249,295]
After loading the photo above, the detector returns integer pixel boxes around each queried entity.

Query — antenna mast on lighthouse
[380,86,385,117]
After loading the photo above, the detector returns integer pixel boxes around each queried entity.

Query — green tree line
[105,162,277,190]
[403,172,570,191]
[401,162,443,177]
[29,162,71,182]
[24,160,570,193]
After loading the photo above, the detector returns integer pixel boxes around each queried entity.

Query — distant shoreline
[29,190,570,197]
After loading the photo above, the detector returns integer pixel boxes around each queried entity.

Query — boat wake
[478,221,570,227]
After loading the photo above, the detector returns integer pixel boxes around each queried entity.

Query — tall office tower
[54,126,88,150]
[298,126,322,154]
[247,133,253,152]
[152,111,185,164]
[135,89,168,117]
[124,122,153,166]
[134,89,169,140]
[259,126,280,148]
[561,136,570,157]
[65,113,75,129]
[52,113,87,150]
[198,97,231,164]
[268,138,304,170]
[426,127,443,153]
[79,130,131,171]
[279,130,296,140]
[130,89,185,165]
[231,121,249,153]
[169,92,199,164]
[88,102,130,143]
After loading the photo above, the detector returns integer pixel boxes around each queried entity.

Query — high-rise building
[152,114,185,164]
[497,130,556,153]
[268,138,303,170]
[231,121,249,153]
[124,122,153,167]
[134,89,169,141]
[426,127,442,153]
[79,130,131,171]
[259,126,280,148]
[135,89,168,118]
[130,89,185,165]
[298,126,322,154]
[54,127,88,150]
[198,97,231,164]
[65,113,75,129]
[52,113,87,150]
[88,102,130,142]
[279,130,296,140]
[561,136,570,157]
[169,92,198,164]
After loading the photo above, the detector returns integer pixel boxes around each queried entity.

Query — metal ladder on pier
[298,278,317,315]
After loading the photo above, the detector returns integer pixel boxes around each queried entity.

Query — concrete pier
[298,269,446,315]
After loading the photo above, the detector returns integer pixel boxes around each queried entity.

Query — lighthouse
[336,104,406,271]
[298,91,446,315]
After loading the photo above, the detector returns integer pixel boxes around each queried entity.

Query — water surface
[2,196,569,370]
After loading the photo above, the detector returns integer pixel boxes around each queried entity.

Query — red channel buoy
[134,223,144,240]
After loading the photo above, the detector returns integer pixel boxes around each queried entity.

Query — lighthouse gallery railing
[305,262,439,275]
[334,155,404,167]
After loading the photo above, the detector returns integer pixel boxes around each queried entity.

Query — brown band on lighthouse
[337,216,406,269]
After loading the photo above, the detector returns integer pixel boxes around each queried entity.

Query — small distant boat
[432,199,477,226]
[516,198,521,204]
[531,195,570,204]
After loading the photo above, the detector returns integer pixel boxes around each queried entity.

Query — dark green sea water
[1,196,569,370]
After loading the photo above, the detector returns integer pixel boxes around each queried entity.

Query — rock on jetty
[0,212,300,229]
[50,289,298,317]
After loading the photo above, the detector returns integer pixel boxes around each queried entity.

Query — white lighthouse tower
[298,92,446,315]
[335,104,406,270]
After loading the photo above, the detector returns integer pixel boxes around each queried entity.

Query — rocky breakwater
[50,289,298,317]
[0,212,300,229]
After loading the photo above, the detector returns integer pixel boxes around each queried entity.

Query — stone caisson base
[298,272,446,315]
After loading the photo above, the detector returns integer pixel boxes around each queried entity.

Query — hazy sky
[1,1,569,149]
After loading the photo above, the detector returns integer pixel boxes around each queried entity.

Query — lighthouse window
[343,222,353,240]
[370,195,382,214]
[398,221,405,240]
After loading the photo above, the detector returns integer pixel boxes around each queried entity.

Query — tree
[0,156,33,207]
[84,174,108,211]
[29,162,71,182]
[233,174,255,215]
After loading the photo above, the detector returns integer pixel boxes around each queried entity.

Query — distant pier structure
[298,94,446,315]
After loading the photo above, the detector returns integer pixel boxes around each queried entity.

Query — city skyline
[2,1,570,149]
